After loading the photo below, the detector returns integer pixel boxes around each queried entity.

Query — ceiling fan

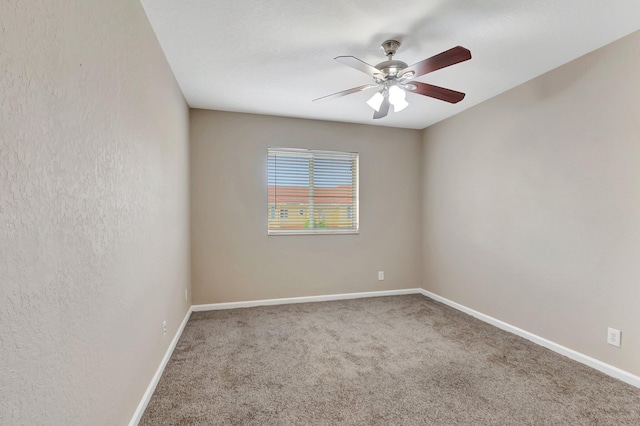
[313,40,472,119]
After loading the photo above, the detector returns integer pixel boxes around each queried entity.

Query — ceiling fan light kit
[313,40,472,119]
[366,83,408,113]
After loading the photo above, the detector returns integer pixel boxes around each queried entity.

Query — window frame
[267,147,359,236]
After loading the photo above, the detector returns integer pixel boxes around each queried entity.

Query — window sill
[268,229,359,236]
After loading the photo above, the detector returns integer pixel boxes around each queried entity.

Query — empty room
[2,0,640,425]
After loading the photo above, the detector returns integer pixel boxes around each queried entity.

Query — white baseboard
[129,308,193,426]
[191,288,422,312]
[419,289,640,389]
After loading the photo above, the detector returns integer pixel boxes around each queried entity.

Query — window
[267,148,359,235]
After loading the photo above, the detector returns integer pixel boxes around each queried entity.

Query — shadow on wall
[530,51,599,101]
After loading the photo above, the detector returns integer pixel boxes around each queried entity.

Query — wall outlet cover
[607,327,621,347]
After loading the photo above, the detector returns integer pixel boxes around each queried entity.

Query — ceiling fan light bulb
[366,92,384,111]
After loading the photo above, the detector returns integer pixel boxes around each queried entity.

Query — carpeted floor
[140,295,640,425]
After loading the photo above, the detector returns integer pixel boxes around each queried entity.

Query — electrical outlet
[607,327,621,347]
[378,271,384,281]
[162,320,167,336]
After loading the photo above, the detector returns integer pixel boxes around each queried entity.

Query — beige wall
[421,31,640,375]
[190,110,422,304]
[0,1,190,424]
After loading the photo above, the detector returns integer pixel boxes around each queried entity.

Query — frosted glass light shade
[366,92,384,111]
[392,98,409,112]
[389,85,408,112]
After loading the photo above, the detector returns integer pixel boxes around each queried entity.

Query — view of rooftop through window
[267,148,359,234]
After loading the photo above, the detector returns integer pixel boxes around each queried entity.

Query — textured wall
[190,110,423,304]
[421,31,640,376]
[0,1,190,424]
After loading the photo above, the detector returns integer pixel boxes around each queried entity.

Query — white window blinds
[267,148,359,235]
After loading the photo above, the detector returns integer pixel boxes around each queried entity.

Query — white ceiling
[140,0,640,130]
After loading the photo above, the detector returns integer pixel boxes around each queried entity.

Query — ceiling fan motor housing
[374,60,409,79]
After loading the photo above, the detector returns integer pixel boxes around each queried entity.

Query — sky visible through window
[268,155,353,187]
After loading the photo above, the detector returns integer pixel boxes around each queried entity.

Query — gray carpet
[140,295,640,425]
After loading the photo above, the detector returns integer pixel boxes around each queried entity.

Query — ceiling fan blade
[400,46,471,79]
[406,82,466,104]
[312,84,379,102]
[335,56,382,78]
[373,96,390,119]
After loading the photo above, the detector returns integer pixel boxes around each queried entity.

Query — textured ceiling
[140,0,640,129]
